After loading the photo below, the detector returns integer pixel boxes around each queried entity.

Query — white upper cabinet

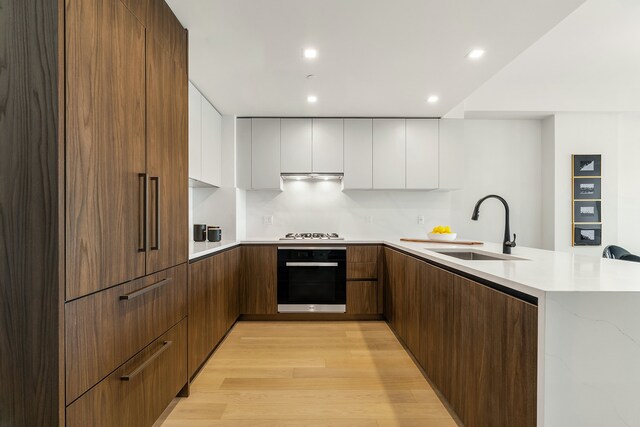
[312,119,344,173]
[439,119,464,189]
[201,100,222,187]
[188,82,202,181]
[188,82,221,187]
[372,119,405,189]
[406,119,439,189]
[281,119,312,173]
[343,119,373,189]
[251,118,281,190]
[236,118,252,190]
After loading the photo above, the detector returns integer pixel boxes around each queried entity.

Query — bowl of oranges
[428,225,457,241]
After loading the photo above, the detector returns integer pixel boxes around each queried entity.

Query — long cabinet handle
[150,176,160,250]
[120,341,172,381]
[285,262,339,267]
[119,278,172,301]
[138,173,148,252]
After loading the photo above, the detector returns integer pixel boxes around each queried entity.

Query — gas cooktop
[279,232,344,240]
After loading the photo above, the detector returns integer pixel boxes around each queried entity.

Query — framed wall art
[572,154,602,247]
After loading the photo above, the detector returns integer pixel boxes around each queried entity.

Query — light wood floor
[157,321,457,426]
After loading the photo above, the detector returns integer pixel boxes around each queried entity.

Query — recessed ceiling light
[303,48,318,59]
[307,95,318,103]
[427,95,439,104]
[466,48,485,59]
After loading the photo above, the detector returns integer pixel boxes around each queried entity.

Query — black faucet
[471,195,517,254]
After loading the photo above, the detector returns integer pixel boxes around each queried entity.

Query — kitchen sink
[428,249,526,261]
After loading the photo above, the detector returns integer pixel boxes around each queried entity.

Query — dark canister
[193,224,207,242]
[207,226,222,242]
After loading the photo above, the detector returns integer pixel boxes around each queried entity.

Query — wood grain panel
[120,0,149,26]
[0,0,63,424]
[347,262,378,280]
[146,35,188,275]
[383,248,406,341]
[451,276,537,427]
[403,257,421,357]
[146,0,187,70]
[66,319,187,427]
[241,246,278,315]
[188,249,240,378]
[226,248,241,329]
[65,264,187,403]
[418,262,454,402]
[66,0,146,300]
[347,282,378,314]
[188,255,217,378]
[347,246,379,263]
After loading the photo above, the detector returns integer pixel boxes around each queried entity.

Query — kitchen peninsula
[189,238,640,427]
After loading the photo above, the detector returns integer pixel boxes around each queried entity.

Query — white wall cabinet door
[201,99,222,187]
[281,118,312,173]
[343,119,372,189]
[252,118,281,190]
[313,119,344,173]
[373,119,406,189]
[188,82,202,181]
[439,119,464,189]
[236,118,252,190]
[406,119,439,189]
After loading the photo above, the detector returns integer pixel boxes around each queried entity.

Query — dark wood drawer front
[347,245,378,263]
[66,319,187,427]
[347,246,379,280]
[347,262,378,280]
[65,263,187,403]
[347,281,378,314]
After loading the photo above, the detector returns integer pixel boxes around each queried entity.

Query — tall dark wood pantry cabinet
[0,0,189,425]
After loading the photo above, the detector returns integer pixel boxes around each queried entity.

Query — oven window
[279,265,345,304]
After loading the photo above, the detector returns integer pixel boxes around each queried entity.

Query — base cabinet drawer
[346,281,378,314]
[65,263,187,403]
[66,319,187,427]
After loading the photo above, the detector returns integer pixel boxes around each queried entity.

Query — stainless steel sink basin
[428,249,526,261]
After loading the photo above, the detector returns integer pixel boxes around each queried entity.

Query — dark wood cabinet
[346,281,378,314]
[145,35,188,276]
[418,262,454,402]
[382,250,537,427]
[451,276,537,427]
[403,256,422,357]
[383,248,406,341]
[65,0,147,300]
[65,263,186,403]
[347,245,379,280]
[241,246,278,315]
[65,0,187,300]
[226,248,241,329]
[66,319,187,427]
[188,248,241,378]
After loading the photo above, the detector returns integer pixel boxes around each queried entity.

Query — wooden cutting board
[400,238,484,245]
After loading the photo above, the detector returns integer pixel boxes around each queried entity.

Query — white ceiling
[167,0,584,117]
[463,0,640,116]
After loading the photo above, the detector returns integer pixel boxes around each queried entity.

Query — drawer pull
[120,278,172,301]
[120,340,172,381]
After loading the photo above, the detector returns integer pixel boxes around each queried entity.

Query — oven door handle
[285,262,339,267]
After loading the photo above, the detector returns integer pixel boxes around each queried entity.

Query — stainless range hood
[281,173,343,181]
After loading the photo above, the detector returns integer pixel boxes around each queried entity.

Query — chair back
[603,245,631,259]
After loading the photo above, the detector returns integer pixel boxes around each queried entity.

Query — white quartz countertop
[189,237,640,295]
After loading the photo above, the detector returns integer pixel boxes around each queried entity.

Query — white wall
[547,113,619,255]
[541,116,555,250]
[617,114,640,254]
[246,119,544,248]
